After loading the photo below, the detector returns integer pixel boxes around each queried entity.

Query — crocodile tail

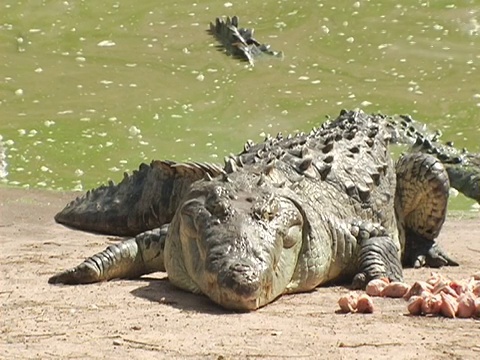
[445,164,480,203]
[388,115,480,203]
[387,114,432,147]
[209,16,253,64]
[54,160,224,236]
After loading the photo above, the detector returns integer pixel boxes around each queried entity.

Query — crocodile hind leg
[49,225,168,284]
[395,153,458,268]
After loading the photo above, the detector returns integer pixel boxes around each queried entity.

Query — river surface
[0,0,479,210]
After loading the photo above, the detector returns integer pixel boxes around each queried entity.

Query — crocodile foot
[48,262,100,285]
[351,235,403,289]
[404,238,459,268]
[403,227,459,268]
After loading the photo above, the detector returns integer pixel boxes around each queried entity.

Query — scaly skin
[208,16,283,66]
[49,227,168,284]
[390,114,480,203]
[54,160,224,236]
[50,110,460,310]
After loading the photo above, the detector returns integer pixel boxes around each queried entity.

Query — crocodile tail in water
[209,16,283,66]
[55,160,224,236]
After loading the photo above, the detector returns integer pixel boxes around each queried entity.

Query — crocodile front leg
[49,225,168,284]
[350,221,403,289]
[395,152,458,268]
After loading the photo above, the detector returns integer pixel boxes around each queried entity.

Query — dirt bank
[1,187,479,359]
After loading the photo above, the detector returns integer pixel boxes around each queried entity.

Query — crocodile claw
[48,263,99,285]
[413,242,459,268]
[351,272,368,289]
[407,241,459,269]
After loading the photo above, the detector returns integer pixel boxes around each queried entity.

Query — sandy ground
[1,186,480,360]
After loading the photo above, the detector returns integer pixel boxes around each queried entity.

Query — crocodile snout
[218,261,261,300]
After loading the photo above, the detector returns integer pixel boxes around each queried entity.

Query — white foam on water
[0,135,7,179]
[97,40,116,47]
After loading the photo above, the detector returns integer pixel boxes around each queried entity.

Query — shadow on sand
[130,276,237,315]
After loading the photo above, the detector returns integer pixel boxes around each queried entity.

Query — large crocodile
[49,110,460,310]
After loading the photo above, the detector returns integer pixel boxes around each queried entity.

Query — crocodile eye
[204,186,233,219]
[265,207,278,221]
[253,196,279,221]
[211,199,231,219]
[179,199,207,238]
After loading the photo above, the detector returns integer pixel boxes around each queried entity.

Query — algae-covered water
[0,0,479,210]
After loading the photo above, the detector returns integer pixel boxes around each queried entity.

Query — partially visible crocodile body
[209,16,284,66]
[390,115,480,203]
[50,110,462,310]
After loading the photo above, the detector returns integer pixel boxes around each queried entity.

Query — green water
[1,0,479,210]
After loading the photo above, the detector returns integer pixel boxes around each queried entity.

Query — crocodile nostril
[218,262,260,298]
[230,263,255,277]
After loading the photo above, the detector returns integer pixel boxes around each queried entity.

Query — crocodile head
[165,172,305,311]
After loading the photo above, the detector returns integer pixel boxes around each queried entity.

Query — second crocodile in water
[50,110,461,310]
